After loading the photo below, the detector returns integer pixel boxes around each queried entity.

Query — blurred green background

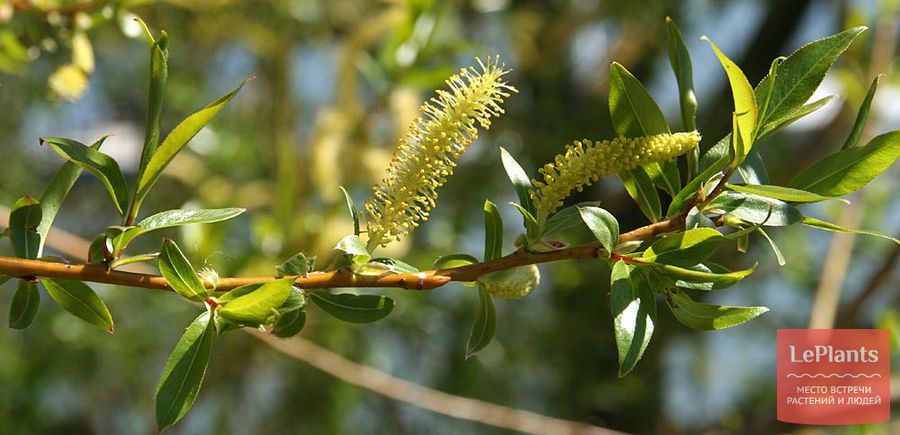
[1,0,899,433]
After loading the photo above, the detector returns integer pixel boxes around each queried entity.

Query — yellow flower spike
[365,57,517,249]
[531,131,701,219]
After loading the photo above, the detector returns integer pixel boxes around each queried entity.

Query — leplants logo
[777,329,890,424]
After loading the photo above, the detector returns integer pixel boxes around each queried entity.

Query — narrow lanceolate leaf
[755,27,866,126]
[158,240,208,302]
[842,75,880,150]
[41,137,129,216]
[654,262,756,289]
[466,285,497,359]
[757,227,786,266]
[271,309,306,338]
[737,149,769,185]
[276,252,314,277]
[9,196,42,259]
[483,200,503,261]
[38,136,107,256]
[433,253,480,270]
[610,261,656,376]
[578,206,619,252]
[309,292,395,324]
[706,191,802,226]
[622,168,662,223]
[756,56,783,126]
[726,184,832,203]
[702,37,757,167]
[665,17,697,131]
[789,131,900,197]
[156,310,215,432]
[135,19,169,174]
[608,62,678,199]
[641,228,725,267]
[756,96,835,140]
[9,281,40,329]
[608,62,670,137]
[219,278,294,325]
[672,263,740,291]
[666,289,767,330]
[338,186,361,235]
[42,278,114,332]
[686,207,715,229]
[543,201,601,238]
[802,216,899,244]
[134,78,250,212]
[335,234,369,260]
[137,208,245,232]
[500,147,537,221]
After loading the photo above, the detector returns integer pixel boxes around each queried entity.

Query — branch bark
[0,214,686,292]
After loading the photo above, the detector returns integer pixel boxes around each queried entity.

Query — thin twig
[0,213,686,292]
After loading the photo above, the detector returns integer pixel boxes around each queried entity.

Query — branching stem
[0,214,687,292]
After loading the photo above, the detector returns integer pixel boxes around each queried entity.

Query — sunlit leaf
[219,278,294,325]
[466,285,497,359]
[42,278,114,332]
[641,228,725,267]
[9,196,42,260]
[578,206,619,252]
[156,309,215,432]
[666,289,767,330]
[41,137,129,216]
[309,292,395,324]
[610,261,656,376]
[788,131,900,197]
[9,281,40,329]
[483,200,503,261]
[158,240,208,302]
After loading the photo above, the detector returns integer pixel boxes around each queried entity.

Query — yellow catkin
[532,131,701,218]
[365,57,516,248]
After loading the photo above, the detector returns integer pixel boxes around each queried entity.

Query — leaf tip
[106,325,115,334]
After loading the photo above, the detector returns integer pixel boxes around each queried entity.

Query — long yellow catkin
[365,57,516,248]
[531,131,701,218]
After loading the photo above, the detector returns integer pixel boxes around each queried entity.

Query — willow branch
[0,214,686,292]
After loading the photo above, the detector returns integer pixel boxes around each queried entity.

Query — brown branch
[0,214,686,292]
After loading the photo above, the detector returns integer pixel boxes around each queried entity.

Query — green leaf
[755,27,866,126]
[702,37,757,167]
[645,160,682,198]
[666,289,767,330]
[466,285,497,359]
[641,228,725,267]
[578,206,619,252]
[668,152,730,218]
[756,96,835,140]
[499,147,537,221]
[483,200,503,261]
[106,225,144,259]
[543,201,601,238]
[654,262,756,289]
[271,309,306,338]
[219,278,294,325]
[672,263,740,291]
[156,309,215,432]
[334,235,370,263]
[9,196,42,259]
[275,252,314,277]
[757,227,786,266]
[802,216,899,244]
[41,137,129,216]
[756,56,784,126]
[42,278,114,332]
[685,207,715,229]
[478,264,540,300]
[737,149,769,185]
[842,75,880,150]
[88,233,108,263]
[134,78,250,215]
[37,136,106,256]
[135,20,169,175]
[9,281,40,329]
[726,183,832,203]
[510,202,540,243]
[338,186,361,235]
[706,191,802,226]
[109,253,159,269]
[365,257,418,274]
[622,168,662,223]
[665,17,697,132]
[433,253,479,270]
[610,261,656,376]
[158,240,208,302]
[788,131,900,197]
[137,208,245,232]
[608,62,670,137]
[309,292,395,324]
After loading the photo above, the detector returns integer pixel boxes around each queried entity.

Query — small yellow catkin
[531,131,701,218]
[365,57,516,248]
